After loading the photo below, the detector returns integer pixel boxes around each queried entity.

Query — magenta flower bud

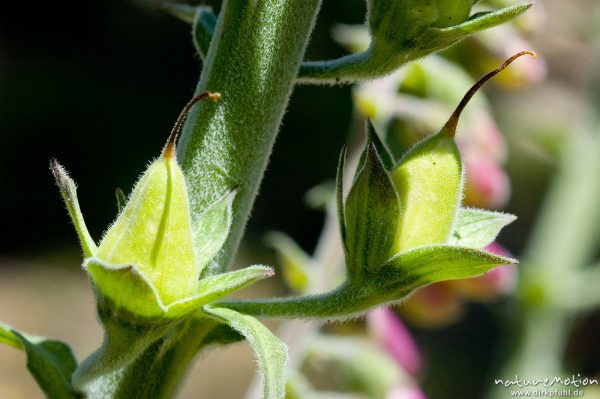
[367,307,422,375]
[386,385,428,399]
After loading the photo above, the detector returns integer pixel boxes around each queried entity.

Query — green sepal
[84,258,272,320]
[84,257,167,319]
[345,143,401,277]
[193,188,237,275]
[417,3,532,54]
[164,4,216,60]
[1,322,78,399]
[75,262,272,393]
[265,231,312,292]
[450,208,516,248]
[204,307,288,399]
[196,265,274,304]
[50,160,97,258]
[336,145,349,256]
[192,6,217,60]
[356,122,395,173]
[379,245,517,294]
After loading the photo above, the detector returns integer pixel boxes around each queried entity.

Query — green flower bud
[345,141,400,277]
[337,124,401,281]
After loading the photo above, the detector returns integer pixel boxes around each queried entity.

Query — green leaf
[1,322,77,399]
[50,160,97,257]
[449,208,516,248]
[345,143,401,276]
[381,245,516,292]
[196,265,274,304]
[265,231,312,292]
[193,188,237,275]
[204,307,288,399]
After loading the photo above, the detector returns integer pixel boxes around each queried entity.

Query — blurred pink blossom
[464,154,511,209]
[400,243,516,328]
[452,243,517,300]
[367,307,422,375]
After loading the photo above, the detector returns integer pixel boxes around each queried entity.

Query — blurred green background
[1,0,599,398]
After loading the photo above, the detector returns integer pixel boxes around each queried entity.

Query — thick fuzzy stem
[177,0,322,275]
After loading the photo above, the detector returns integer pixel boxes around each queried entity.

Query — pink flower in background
[453,243,517,301]
[386,385,428,399]
[367,307,422,375]
[464,154,511,209]
[399,243,516,328]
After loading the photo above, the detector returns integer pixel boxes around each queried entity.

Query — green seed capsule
[390,51,535,253]
[96,152,197,305]
[432,0,472,28]
[96,92,221,305]
[390,132,462,253]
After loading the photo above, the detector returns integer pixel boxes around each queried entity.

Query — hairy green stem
[177,0,322,275]
[109,318,218,399]
[218,283,394,319]
[107,1,325,396]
